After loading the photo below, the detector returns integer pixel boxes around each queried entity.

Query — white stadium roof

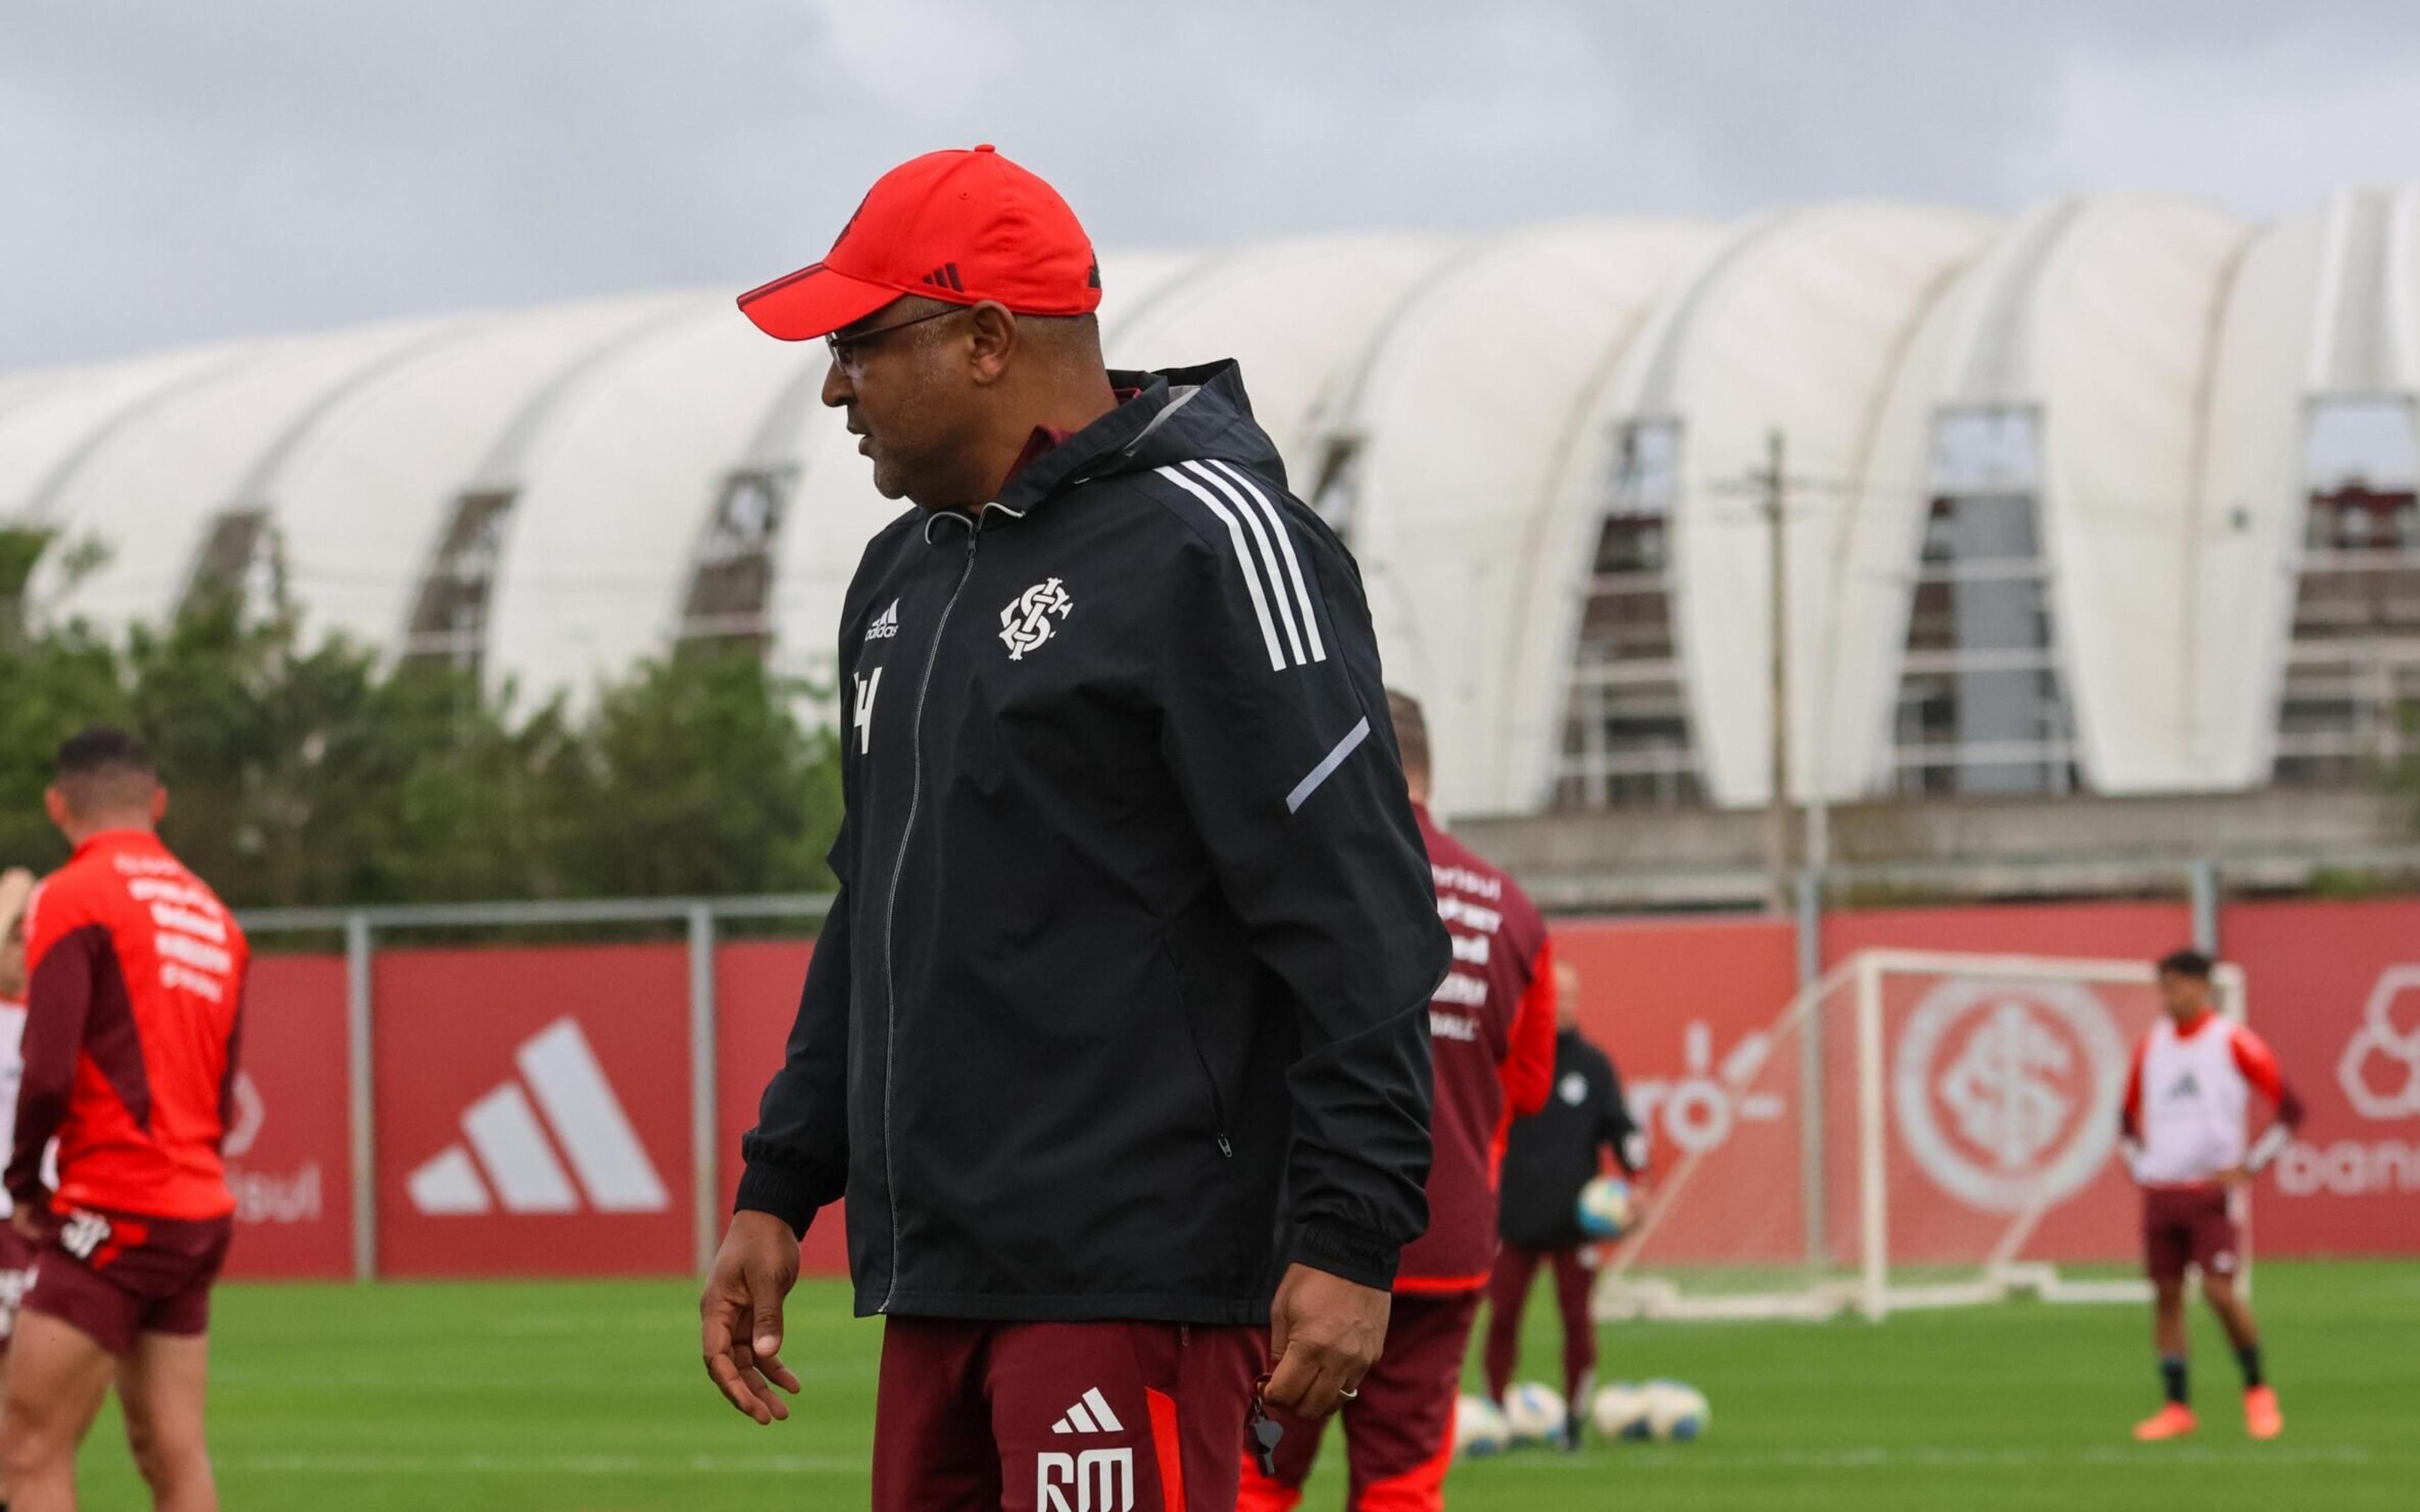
[6,189,2417,817]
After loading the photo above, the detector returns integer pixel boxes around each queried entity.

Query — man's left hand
[1265,1263,1390,1419]
[9,1206,42,1244]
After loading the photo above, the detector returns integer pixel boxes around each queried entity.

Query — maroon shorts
[0,1222,35,1348]
[872,1316,1266,1512]
[1237,1290,1481,1512]
[1484,1244,1597,1404]
[22,1205,234,1356]
[2142,1186,2240,1287]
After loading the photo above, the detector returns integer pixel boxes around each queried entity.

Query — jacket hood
[994,359,1286,517]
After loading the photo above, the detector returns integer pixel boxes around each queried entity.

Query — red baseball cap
[737,144,1101,341]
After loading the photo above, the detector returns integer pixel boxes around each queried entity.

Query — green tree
[4,551,842,907]
[0,528,132,872]
[123,586,594,908]
[555,641,841,898]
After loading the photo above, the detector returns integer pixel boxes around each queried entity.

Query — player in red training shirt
[1238,692,1557,1511]
[2123,949,2301,1445]
[0,730,248,1512]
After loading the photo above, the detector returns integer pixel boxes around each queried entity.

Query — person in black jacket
[698,145,1448,1512]
[1484,960,1647,1442]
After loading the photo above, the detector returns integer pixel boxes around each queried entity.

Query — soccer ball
[1576,1175,1635,1239]
[1642,1379,1710,1442]
[1453,1393,1511,1458]
[1500,1382,1569,1446]
[1590,1381,1654,1441]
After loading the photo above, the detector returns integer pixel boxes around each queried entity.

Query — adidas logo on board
[405,1019,670,1217]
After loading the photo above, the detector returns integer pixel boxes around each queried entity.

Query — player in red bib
[0,730,248,1512]
[2121,949,2301,1445]
[1238,692,1557,1511]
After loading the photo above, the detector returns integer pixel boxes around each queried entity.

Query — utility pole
[1756,428,1829,1271]
[1761,428,1794,915]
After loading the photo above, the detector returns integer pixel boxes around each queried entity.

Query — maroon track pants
[872,1315,1265,1511]
[1482,1244,1595,1406]
[1235,1290,1480,1512]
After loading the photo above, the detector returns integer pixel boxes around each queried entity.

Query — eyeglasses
[825,306,966,374]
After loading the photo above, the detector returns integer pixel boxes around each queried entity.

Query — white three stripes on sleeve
[1154,461,1328,671]
[1204,459,1325,663]
[1187,459,1306,665]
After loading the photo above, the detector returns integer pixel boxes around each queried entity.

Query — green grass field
[67,1259,2418,1510]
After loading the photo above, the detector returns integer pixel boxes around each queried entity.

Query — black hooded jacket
[737,362,1449,1324]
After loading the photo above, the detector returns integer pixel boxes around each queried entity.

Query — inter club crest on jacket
[739,361,1449,1324]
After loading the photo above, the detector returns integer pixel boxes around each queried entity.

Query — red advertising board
[202,892,2420,1283]
[372,943,693,1276]
[1821,899,2196,967]
[2220,898,2420,1255]
[715,939,850,1278]
[1554,914,1801,1167]
[221,954,352,1279]
[1845,959,2170,1271]
[1821,903,2198,1271]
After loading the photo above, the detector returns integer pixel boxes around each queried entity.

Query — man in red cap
[700,146,1449,1512]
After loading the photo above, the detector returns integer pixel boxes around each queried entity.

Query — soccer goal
[1592,948,2250,1323]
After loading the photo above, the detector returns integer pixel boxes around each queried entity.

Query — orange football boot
[2133,1403,2198,1441]
[2244,1385,2283,1440]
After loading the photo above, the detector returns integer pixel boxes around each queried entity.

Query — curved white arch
[1102,234,1464,482]
[270,292,710,662]
[1331,220,1726,814]
[0,193,2411,815]
[0,343,264,527]
[28,321,454,634]
[1538,203,2000,808]
[485,304,804,701]
[2198,186,2420,788]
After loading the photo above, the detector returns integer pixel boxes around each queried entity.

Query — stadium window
[403,488,517,679]
[677,467,793,649]
[1308,435,1364,541]
[1553,419,1703,810]
[2273,396,2420,785]
[179,507,284,626]
[1889,406,2080,797]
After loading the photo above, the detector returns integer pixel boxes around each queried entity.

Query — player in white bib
[2121,949,2302,1443]
[0,865,38,1512]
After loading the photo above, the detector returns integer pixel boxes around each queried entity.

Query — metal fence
[238,893,833,1280]
[228,846,2420,1282]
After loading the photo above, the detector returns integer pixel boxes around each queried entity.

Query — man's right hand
[700,1210,804,1424]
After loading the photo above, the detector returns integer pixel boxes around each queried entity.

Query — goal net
[1593,949,2250,1322]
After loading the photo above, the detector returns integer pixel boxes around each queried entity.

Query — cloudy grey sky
[6,0,2418,370]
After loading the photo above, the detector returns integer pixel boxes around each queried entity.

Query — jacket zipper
[1163,939,1235,1159]
[877,520,983,1312]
